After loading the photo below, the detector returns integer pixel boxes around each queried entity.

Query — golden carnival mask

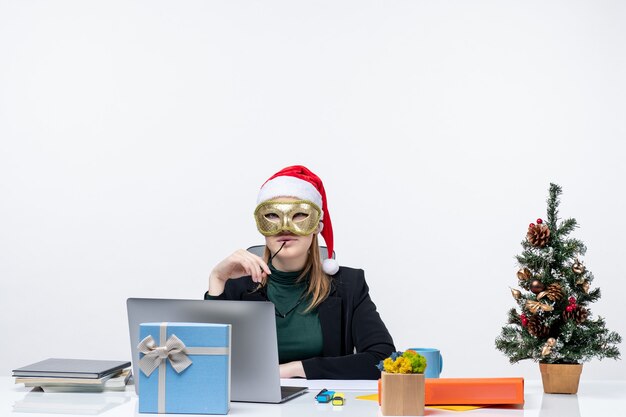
[254,200,322,236]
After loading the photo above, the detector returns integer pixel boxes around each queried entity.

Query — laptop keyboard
[280,385,308,400]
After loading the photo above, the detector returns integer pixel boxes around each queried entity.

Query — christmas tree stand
[539,363,583,394]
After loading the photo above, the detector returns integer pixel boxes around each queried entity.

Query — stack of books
[13,358,132,393]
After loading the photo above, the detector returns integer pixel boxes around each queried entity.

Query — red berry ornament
[569,296,576,305]
[529,223,535,228]
[537,218,543,224]
[521,314,528,327]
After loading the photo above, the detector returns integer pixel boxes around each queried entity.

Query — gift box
[138,322,231,414]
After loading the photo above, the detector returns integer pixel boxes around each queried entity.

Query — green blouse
[266,264,324,363]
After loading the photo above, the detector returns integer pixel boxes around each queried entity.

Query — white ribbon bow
[137,334,193,376]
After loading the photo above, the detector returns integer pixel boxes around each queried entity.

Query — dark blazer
[204,266,395,379]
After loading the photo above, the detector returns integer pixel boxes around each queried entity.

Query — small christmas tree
[495,184,621,364]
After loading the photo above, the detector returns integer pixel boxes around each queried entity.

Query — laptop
[126,298,308,403]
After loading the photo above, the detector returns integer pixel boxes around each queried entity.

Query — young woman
[205,165,395,379]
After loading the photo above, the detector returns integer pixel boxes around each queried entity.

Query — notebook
[12,358,130,379]
[126,297,308,403]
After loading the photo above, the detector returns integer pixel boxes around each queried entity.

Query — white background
[1,1,624,380]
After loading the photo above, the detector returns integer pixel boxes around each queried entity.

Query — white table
[2,377,625,417]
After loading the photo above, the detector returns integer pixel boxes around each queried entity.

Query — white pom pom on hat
[258,165,339,275]
[322,258,340,275]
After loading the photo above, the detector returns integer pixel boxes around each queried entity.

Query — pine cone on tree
[527,315,550,338]
[545,283,564,301]
[527,223,550,247]
[563,307,589,324]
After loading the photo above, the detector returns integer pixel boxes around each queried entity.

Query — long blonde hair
[263,233,332,312]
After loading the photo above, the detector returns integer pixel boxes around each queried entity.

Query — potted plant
[377,350,427,416]
[495,184,622,394]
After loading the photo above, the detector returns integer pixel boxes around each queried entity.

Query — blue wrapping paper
[138,322,230,414]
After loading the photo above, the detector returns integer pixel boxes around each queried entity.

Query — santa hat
[257,165,339,275]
